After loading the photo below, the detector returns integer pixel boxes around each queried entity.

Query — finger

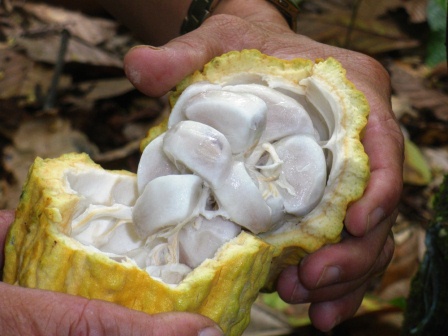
[278,228,394,332]
[294,49,404,237]
[123,15,291,97]
[346,117,403,237]
[0,210,15,271]
[299,214,396,290]
[0,282,221,336]
[123,16,252,97]
[281,231,394,304]
[277,235,393,332]
[276,214,395,302]
[344,62,404,237]
[308,281,369,332]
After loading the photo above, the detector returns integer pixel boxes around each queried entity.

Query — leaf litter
[0,1,447,335]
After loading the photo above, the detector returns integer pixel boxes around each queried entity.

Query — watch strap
[180,0,299,35]
[265,0,299,31]
[180,0,222,34]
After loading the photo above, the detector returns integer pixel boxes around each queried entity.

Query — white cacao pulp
[69,78,330,284]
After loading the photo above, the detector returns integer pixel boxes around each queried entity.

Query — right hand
[121,10,403,331]
[0,210,222,336]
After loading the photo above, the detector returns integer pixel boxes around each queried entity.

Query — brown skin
[118,2,403,330]
[0,209,222,336]
[1,0,404,333]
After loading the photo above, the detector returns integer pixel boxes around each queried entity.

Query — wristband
[180,0,222,35]
[180,0,299,35]
[265,0,299,31]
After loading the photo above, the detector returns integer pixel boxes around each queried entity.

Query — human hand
[121,0,403,332]
[0,210,222,336]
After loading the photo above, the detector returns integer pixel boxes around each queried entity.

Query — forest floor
[0,1,447,335]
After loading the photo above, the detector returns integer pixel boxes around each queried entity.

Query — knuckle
[355,53,391,85]
[372,232,395,278]
[68,300,111,336]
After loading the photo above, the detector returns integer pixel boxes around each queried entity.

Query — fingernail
[333,315,342,328]
[324,315,341,332]
[290,282,310,303]
[367,207,386,233]
[198,326,223,336]
[130,44,163,51]
[124,64,141,85]
[146,45,163,50]
[316,266,341,288]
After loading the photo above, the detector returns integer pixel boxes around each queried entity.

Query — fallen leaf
[298,0,420,53]
[3,117,99,200]
[403,138,433,185]
[378,222,425,296]
[422,147,448,176]
[77,78,135,101]
[0,49,72,102]
[0,49,34,100]
[402,0,430,23]
[358,0,429,23]
[15,34,123,67]
[0,99,26,139]
[20,3,117,45]
[391,95,418,120]
[391,61,448,117]
[2,3,125,68]
[244,297,294,336]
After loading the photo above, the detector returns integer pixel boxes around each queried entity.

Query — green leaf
[426,0,447,66]
[427,0,447,31]
[389,296,407,310]
[403,139,432,186]
[426,30,447,66]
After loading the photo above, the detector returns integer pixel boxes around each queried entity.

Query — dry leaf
[0,49,72,102]
[15,34,123,67]
[0,99,25,140]
[357,0,428,23]
[378,222,424,296]
[298,0,419,54]
[3,117,99,192]
[78,78,135,101]
[20,2,117,45]
[244,299,293,336]
[391,95,418,120]
[401,0,429,23]
[0,49,34,100]
[403,138,432,186]
[0,3,445,335]
[391,61,448,118]
[422,147,448,185]
[3,3,124,68]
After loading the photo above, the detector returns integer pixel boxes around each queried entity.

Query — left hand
[0,210,223,336]
[121,7,403,332]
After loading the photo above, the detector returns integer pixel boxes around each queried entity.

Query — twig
[43,29,70,111]
[344,0,362,49]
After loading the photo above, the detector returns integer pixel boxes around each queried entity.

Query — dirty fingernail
[290,282,310,303]
[316,266,341,288]
[130,44,163,51]
[323,314,342,332]
[198,326,223,336]
[367,207,386,233]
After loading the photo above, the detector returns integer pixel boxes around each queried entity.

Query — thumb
[0,282,222,336]
[123,16,256,97]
